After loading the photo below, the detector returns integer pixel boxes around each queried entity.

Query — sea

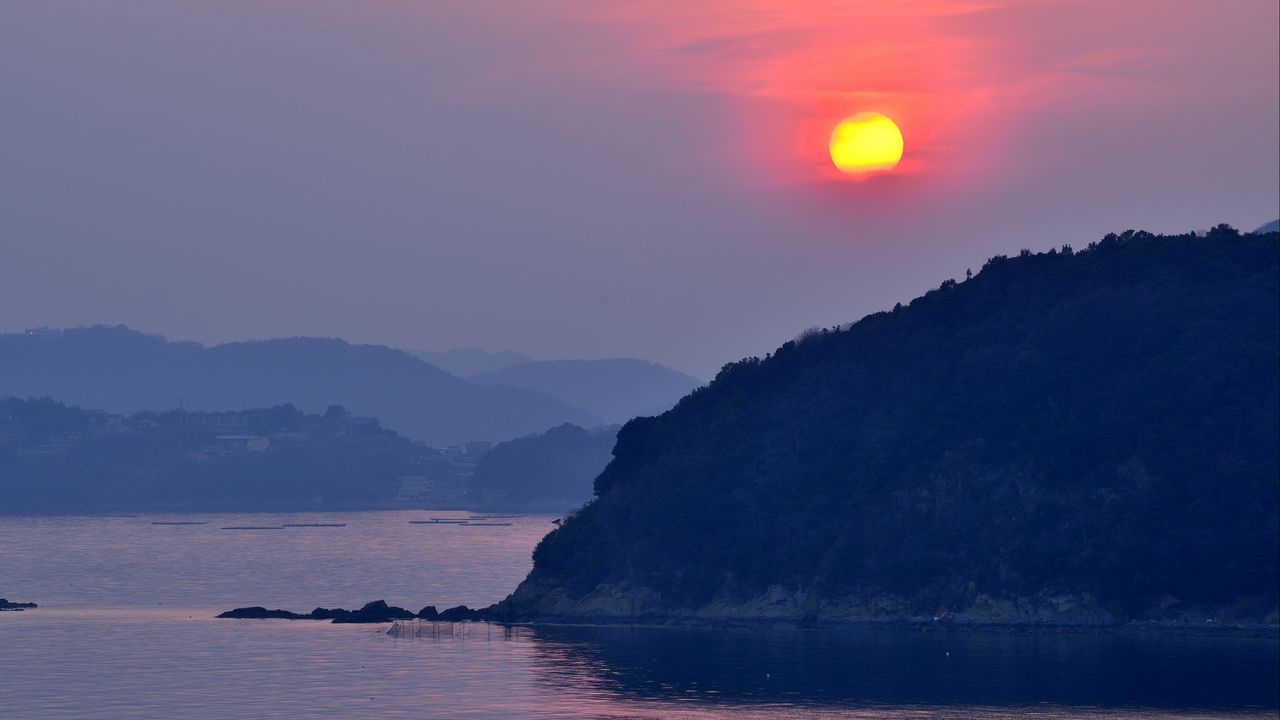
[1,510,1275,719]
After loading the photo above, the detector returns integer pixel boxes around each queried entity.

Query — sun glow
[828,112,904,177]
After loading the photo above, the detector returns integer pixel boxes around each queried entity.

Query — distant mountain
[1254,219,1279,234]
[494,226,1279,626]
[471,359,703,424]
[0,398,455,513]
[409,348,531,377]
[0,327,599,444]
[470,423,619,512]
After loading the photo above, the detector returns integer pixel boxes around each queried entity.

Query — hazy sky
[3,1,1277,377]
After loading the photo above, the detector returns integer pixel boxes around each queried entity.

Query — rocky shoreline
[484,582,1280,637]
[217,588,1278,639]
[494,613,1280,639]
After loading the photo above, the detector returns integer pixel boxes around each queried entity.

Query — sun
[828,112,904,177]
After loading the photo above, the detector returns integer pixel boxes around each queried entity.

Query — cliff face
[496,228,1280,626]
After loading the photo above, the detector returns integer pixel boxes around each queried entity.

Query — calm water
[0,511,1275,719]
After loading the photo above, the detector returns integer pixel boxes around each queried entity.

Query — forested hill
[496,226,1280,626]
[469,423,620,512]
[0,399,451,513]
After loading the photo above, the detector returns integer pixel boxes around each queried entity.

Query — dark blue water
[1,512,1275,718]
[529,624,1279,712]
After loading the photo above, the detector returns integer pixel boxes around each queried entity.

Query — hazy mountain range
[0,326,700,445]
[0,327,594,445]
[470,359,702,424]
[408,348,532,377]
[409,350,705,423]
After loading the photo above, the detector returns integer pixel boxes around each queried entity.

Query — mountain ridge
[0,327,599,444]
[408,348,532,377]
[471,358,703,424]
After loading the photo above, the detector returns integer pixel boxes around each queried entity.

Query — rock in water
[329,600,417,624]
[218,600,417,623]
[437,605,483,622]
[216,606,310,620]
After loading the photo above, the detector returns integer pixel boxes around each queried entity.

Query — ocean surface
[1,510,1275,719]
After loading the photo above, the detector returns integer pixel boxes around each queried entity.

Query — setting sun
[828,112,904,177]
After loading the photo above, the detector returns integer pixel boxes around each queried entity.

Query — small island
[218,600,484,624]
[0,598,38,611]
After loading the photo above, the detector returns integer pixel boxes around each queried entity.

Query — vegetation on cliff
[503,226,1280,623]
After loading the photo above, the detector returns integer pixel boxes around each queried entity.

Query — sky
[2,0,1277,378]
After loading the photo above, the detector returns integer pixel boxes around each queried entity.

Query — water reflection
[521,624,1280,713]
[4,513,1276,719]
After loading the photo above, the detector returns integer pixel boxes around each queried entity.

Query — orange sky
[465,0,1279,189]
[570,0,996,182]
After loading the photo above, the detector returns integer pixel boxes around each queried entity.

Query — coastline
[487,582,1280,639]
[494,614,1280,639]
